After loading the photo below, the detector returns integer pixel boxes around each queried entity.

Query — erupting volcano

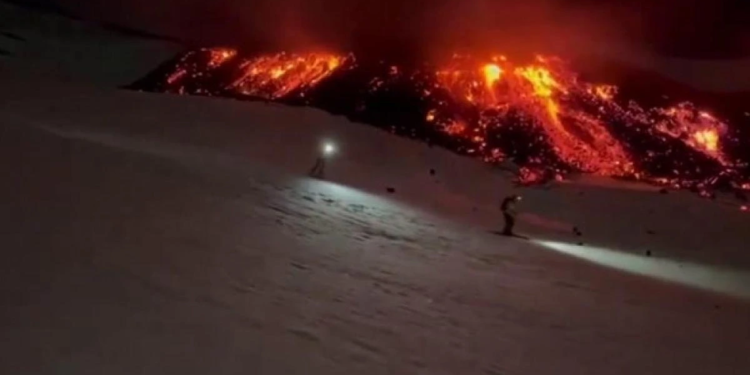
[131,47,750,196]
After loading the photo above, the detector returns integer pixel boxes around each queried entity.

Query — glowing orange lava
[208,48,236,68]
[589,84,617,101]
[229,52,348,99]
[428,55,634,175]
[693,129,719,152]
[653,103,730,163]
[482,64,503,88]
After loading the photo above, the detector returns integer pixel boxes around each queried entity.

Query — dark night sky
[8,0,750,59]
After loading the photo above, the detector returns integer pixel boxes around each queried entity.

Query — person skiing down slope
[501,194,522,236]
[309,142,336,179]
[309,155,327,179]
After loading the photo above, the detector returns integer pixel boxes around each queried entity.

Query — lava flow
[229,52,347,99]
[130,47,750,195]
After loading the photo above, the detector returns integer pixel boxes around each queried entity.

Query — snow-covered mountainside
[1,2,749,374]
[0,1,181,85]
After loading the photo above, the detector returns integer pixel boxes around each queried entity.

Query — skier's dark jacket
[501,196,518,216]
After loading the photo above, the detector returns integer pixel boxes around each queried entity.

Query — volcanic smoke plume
[130,48,750,194]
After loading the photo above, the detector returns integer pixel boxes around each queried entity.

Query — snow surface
[1,3,750,374]
[0,1,181,86]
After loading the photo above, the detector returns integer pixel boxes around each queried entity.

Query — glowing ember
[589,85,617,101]
[425,109,437,122]
[131,47,750,194]
[444,120,467,136]
[517,167,546,185]
[208,48,236,68]
[165,48,237,88]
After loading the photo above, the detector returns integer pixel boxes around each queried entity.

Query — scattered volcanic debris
[130,48,750,197]
[573,226,583,236]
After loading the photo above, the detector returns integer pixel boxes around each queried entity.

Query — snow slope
[3,68,750,375]
[0,1,181,85]
[1,3,749,374]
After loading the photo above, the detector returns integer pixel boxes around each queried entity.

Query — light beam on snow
[535,240,750,299]
[297,179,395,208]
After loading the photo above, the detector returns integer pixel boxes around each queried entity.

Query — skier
[309,156,326,179]
[309,142,335,179]
[500,194,522,236]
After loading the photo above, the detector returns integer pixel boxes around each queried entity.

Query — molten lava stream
[228,53,349,99]
[430,55,634,176]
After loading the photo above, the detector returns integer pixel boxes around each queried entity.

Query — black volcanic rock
[736,191,748,202]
